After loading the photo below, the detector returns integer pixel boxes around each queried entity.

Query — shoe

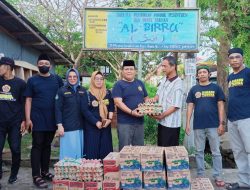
[215,179,225,187]
[41,172,54,181]
[33,176,48,189]
[8,175,17,184]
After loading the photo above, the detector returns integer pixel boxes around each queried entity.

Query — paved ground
[0,166,239,190]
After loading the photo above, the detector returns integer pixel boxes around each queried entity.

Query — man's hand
[152,113,165,120]
[185,124,191,136]
[96,121,102,129]
[131,108,144,117]
[26,119,33,133]
[20,121,26,135]
[217,124,225,136]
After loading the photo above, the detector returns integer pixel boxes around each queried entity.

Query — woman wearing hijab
[84,71,114,159]
[55,68,100,160]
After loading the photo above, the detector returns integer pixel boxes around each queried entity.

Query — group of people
[0,47,249,190]
[185,47,250,189]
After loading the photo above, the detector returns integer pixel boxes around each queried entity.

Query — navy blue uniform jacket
[55,85,98,132]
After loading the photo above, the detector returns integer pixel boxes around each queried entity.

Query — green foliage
[120,0,183,8]
[145,83,157,98]
[144,115,158,145]
[204,153,212,166]
[199,0,250,66]
[144,83,157,144]
[55,65,69,78]
[179,127,185,145]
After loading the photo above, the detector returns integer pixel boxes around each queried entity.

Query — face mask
[38,66,50,74]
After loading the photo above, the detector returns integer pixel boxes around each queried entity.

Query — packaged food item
[140,146,164,171]
[165,146,189,171]
[103,152,120,173]
[53,179,69,190]
[84,181,103,190]
[120,146,142,171]
[69,181,84,190]
[138,103,163,115]
[103,180,120,190]
[120,170,142,189]
[167,170,191,190]
[191,178,214,190]
[143,171,166,189]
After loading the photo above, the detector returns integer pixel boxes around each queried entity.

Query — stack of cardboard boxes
[103,152,120,190]
[165,146,191,190]
[53,159,103,190]
[119,146,143,189]
[141,146,166,190]
[53,146,215,190]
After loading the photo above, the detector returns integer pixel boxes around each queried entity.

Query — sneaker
[8,175,17,184]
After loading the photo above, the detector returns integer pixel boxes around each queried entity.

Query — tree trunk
[217,0,231,117]
[217,0,231,97]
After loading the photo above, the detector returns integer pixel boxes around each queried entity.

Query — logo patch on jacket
[64,92,72,95]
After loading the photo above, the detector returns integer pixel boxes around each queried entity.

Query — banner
[84,8,199,52]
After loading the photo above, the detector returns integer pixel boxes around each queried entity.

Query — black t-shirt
[0,76,26,122]
[186,83,225,129]
[228,67,250,121]
[24,74,63,131]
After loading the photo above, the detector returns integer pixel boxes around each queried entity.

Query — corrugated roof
[0,0,74,65]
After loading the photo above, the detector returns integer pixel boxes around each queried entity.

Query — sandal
[215,179,225,187]
[226,182,250,190]
[33,176,48,189]
[41,172,54,181]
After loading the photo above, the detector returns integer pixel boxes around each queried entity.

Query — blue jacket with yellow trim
[55,85,98,132]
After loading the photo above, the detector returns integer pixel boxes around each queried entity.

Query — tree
[198,0,250,95]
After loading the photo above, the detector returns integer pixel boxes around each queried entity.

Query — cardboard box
[165,146,189,171]
[167,170,191,190]
[103,152,120,168]
[104,167,119,174]
[104,171,120,181]
[84,181,102,190]
[140,146,164,171]
[191,178,214,190]
[53,180,69,190]
[69,181,84,190]
[103,180,120,190]
[120,146,142,171]
[120,170,142,189]
[143,171,166,189]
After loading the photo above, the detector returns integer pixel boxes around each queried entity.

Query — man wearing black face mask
[24,54,63,188]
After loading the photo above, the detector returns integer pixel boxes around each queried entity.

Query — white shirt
[156,76,184,128]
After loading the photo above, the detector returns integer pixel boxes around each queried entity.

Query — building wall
[0,31,39,63]
[0,31,55,81]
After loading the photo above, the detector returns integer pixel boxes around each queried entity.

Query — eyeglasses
[94,77,104,81]
[229,55,242,60]
[68,76,77,79]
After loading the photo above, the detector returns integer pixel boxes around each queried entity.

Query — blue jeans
[194,128,223,180]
